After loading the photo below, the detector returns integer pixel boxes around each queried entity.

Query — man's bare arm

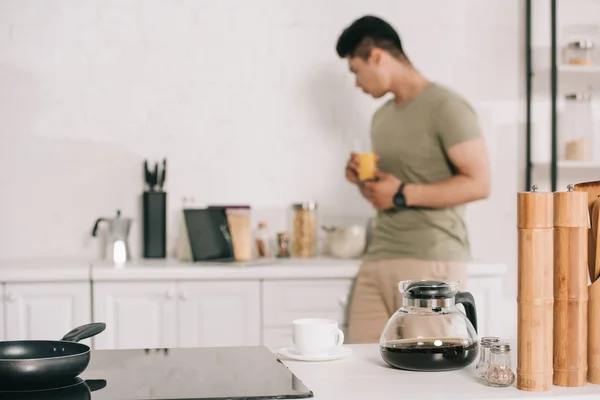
[403,137,491,208]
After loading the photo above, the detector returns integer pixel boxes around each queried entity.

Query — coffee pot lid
[399,280,459,300]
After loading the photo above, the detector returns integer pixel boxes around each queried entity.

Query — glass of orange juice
[353,138,377,182]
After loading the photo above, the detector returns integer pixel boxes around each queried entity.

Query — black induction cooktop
[0,346,314,400]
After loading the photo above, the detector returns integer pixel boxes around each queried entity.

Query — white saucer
[276,346,353,362]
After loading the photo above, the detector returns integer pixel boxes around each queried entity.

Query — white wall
[529,0,600,192]
[1,1,528,336]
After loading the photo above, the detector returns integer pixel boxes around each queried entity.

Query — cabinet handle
[165,289,175,300]
[339,295,348,307]
[179,290,189,301]
[5,292,16,302]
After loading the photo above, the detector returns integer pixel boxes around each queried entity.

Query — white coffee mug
[292,318,345,357]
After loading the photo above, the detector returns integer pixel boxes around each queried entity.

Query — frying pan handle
[61,322,106,342]
[85,379,107,392]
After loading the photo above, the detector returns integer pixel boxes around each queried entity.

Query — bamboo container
[553,185,589,387]
[517,185,554,392]
[590,278,600,384]
[573,180,600,384]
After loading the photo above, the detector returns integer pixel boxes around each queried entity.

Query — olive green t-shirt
[365,82,482,262]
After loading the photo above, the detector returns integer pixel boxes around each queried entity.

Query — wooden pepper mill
[553,184,589,387]
[517,184,554,391]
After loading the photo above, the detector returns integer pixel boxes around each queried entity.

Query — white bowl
[324,225,367,259]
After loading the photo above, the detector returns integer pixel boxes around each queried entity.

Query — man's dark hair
[336,16,407,61]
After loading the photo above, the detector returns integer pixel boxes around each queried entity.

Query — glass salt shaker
[475,337,500,380]
[485,343,515,387]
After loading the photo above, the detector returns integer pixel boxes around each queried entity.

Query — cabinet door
[178,281,260,347]
[4,282,92,345]
[93,282,177,350]
[465,276,504,338]
[262,325,349,351]
[262,279,353,327]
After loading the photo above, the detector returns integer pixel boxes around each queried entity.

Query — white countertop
[91,258,507,281]
[0,258,91,282]
[281,343,600,400]
[0,257,508,282]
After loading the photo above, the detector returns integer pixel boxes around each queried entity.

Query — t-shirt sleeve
[435,98,482,150]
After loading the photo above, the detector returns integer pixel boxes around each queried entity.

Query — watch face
[394,192,405,207]
[394,184,406,207]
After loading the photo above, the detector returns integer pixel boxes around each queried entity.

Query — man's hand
[361,170,402,211]
[345,153,360,184]
[345,152,381,185]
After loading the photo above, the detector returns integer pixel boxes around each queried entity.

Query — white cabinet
[261,279,353,349]
[0,284,4,340]
[178,281,260,347]
[3,282,92,345]
[93,281,261,350]
[92,282,177,350]
[260,276,503,348]
[465,276,504,339]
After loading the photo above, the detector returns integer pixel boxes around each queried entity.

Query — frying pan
[0,322,106,384]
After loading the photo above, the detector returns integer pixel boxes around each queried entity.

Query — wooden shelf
[558,64,600,74]
[534,160,600,168]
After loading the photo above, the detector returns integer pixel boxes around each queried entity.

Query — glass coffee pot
[380,280,479,372]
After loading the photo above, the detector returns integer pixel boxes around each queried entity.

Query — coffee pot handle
[92,218,107,237]
[455,291,478,334]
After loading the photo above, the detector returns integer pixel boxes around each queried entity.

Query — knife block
[517,186,554,392]
[553,189,588,387]
[142,191,167,258]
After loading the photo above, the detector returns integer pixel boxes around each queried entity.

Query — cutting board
[573,181,600,282]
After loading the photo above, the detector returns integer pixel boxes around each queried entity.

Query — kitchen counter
[0,257,512,346]
[281,343,600,400]
[0,258,91,282]
[0,257,508,282]
[90,258,507,281]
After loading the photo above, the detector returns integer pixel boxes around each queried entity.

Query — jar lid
[565,93,592,101]
[400,280,459,299]
[568,40,595,49]
[490,343,511,354]
[292,202,318,210]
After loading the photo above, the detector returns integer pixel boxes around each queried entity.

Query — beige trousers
[346,258,468,344]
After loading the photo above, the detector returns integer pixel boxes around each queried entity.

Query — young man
[336,16,491,343]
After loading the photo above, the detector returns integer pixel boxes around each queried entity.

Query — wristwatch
[393,182,407,208]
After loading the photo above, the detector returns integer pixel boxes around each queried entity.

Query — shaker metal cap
[481,337,500,346]
[491,343,511,353]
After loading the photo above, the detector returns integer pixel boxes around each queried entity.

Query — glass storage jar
[564,40,595,66]
[290,202,318,258]
[276,231,291,258]
[560,93,595,162]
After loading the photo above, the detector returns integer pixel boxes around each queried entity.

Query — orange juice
[357,152,377,181]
